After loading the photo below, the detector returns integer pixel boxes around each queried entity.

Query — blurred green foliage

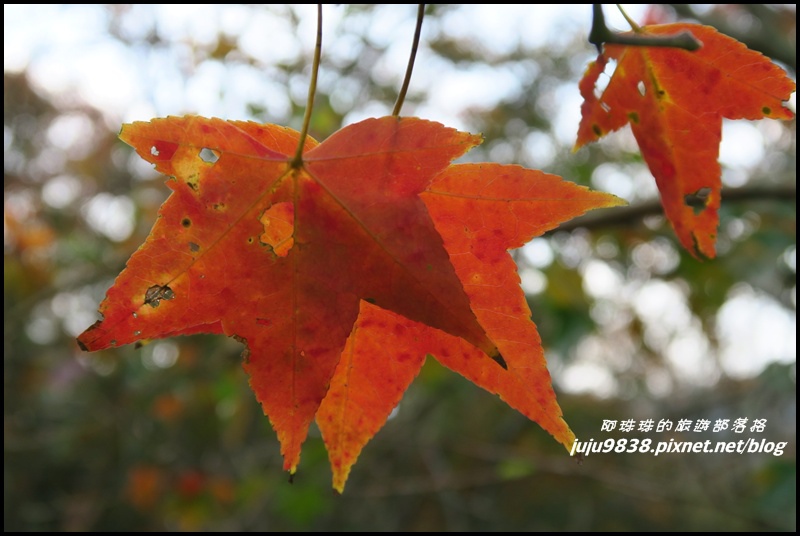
[4,4,795,531]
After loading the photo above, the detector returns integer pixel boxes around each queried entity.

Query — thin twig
[291,4,323,168]
[392,4,425,117]
[616,3,640,31]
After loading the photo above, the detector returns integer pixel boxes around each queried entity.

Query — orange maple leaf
[575,23,795,259]
[77,115,622,491]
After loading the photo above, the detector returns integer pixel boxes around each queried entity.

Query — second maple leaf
[576,23,795,259]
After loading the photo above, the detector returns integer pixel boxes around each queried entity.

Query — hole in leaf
[593,58,617,99]
[600,102,611,113]
[189,242,200,252]
[199,147,220,164]
[144,284,175,308]
[149,140,179,160]
[684,187,712,214]
[592,124,602,136]
[637,80,646,96]
[181,218,191,228]
[762,106,771,115]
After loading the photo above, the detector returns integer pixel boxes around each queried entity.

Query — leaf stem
[589,4,701,53]
[392,4,425,117]
[291,4,323,168]
[615,4,640,31]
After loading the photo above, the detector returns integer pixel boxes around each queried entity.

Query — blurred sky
[3,4,652,128]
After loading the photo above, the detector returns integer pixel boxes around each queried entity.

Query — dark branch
[589,3,701,53]
[551,185,797,233]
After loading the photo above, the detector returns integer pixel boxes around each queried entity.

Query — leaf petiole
[392,4,425,117]
[291,4,323,168]
[615,3,640,32]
